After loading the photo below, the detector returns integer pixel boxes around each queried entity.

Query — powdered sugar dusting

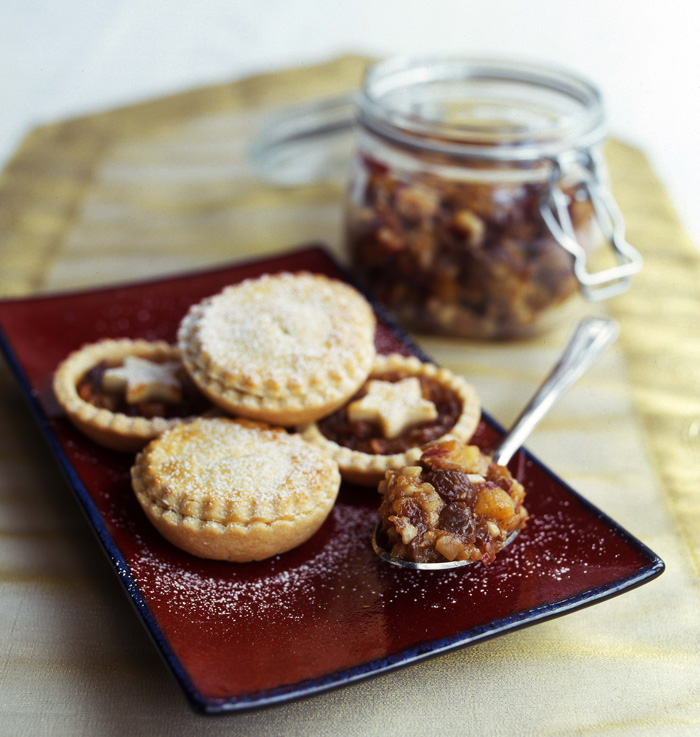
[146,418,337,516]
[129,441,637,653]
[130,492,612,627]
[199,454,289,497]
[203,294,333,366]
[133,502,375,622]
[186,273,375,393]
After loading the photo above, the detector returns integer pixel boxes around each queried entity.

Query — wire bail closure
[540,150,643,302]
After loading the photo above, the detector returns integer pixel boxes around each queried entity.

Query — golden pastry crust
[300,354,481,486]
[52,338,199,452]
[131,417,341,561]
[177,272,376,425]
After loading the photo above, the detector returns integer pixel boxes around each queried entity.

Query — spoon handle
[491,316,620,466]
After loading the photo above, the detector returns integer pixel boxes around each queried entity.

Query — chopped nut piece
[421,437,489,474]
[403,465,423,478]
[435,533,465,561]
[396,185,440,221]
[396,521,419,544]
[376,227,404,252]
[453,209,486,245]
[486,520,501,538]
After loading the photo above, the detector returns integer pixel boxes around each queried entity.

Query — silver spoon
[373,315,620,570]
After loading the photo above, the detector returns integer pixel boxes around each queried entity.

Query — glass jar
[344,56,642,339]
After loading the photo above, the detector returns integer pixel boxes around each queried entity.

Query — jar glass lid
[251,56,607,185]
[358,56,607,162]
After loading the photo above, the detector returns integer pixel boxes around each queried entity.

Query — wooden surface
[0,56,699,735]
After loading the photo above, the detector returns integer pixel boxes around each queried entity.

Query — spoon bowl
[373,524,520,571]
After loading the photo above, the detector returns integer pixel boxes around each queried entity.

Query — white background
[3,0,699,244]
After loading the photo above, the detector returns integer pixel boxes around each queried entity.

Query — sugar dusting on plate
[132,503,376,623]
[130,484,608,626]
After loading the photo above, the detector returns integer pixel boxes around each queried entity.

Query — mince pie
[131,417,341,561]
[53,338,209,452]
[177,272,377,425]
[378,437,528,564]
[300,354,481,485]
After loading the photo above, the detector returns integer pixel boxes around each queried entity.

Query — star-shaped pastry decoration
[102,356,183,404]
[347,377,438,439]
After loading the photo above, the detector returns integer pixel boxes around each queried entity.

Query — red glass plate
[0,246,663,714]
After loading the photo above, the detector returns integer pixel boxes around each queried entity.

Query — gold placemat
[604,141,700,580]
[1,56,699,735]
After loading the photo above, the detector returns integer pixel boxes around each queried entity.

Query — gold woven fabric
[1,56,699,735]
[605,141,700,579]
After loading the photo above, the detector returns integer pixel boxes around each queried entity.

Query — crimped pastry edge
[132,493,337,562]
[52,338,190,452]
[176,272,376,425]
[299,353,482,486]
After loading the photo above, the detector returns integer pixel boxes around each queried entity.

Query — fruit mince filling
[346,153,596,339]
[378,438,528,564]
[317,371,462,455]
[77,361,210,419]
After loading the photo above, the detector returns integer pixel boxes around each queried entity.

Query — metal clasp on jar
[540,150,643,301]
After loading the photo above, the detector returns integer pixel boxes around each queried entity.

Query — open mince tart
[131,417,341,562]
[378,437,528,564]
[177,272,377,426]
[53,338,210,452]
[300,354,481,486]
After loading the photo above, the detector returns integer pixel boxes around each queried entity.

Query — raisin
[438,501,476,540]
[474,523,491,549]
[423,468,477,504]
[397,498,428,535]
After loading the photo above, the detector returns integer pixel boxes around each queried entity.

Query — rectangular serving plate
[0,245,664,715]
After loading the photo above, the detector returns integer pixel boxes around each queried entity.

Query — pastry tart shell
[52,338,192,452]
[300,354,481,486]
[131,417,341,561]
[177,272,376,425]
